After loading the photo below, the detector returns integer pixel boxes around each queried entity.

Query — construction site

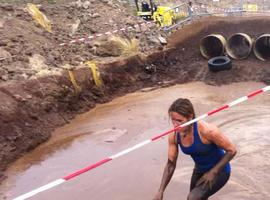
[0,0,270,199]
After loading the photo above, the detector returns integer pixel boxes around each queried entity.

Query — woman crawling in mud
[153,98,237,200]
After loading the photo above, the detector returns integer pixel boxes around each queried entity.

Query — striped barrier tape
[13,85,270,200]
[59,21,155,47]
[58,4,247,47]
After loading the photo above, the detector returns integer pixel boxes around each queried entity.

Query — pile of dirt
[0,0,164,83]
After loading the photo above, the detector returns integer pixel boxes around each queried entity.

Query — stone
[71,19,81,35]
[75,0,83,8]
[1,74,8,81]
[13,74,28,81]
[0,4,14,11]
[28,54,48,72]
[0,67,7,76]
[0,40,8,47]
[148,36,160,45]
[82,1,90,9]
[0,48,12,62]
[0,20,4,29]
[95,40,122,57]
[100,0,109,3]
[91,13,101,18]
[158,36,167,45]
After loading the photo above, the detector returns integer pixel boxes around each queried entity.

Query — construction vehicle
[134,0,189,27]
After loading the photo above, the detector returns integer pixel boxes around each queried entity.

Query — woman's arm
[203,122,237,173]
[153,133,179,200]
[197,122,237,188]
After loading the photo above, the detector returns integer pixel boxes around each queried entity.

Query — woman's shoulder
[198,121,219,138]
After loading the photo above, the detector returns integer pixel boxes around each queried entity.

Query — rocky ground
[0,0,270,188]
[0,0,168,184]
[0,0,166,83]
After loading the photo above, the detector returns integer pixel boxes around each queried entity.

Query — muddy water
[1,82,270,200]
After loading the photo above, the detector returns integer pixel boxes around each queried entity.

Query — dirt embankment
[0,0,163,83]
[164,16,270,85]
[0,0,163,181]
[1,16,270,182]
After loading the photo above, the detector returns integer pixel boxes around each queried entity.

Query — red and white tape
[59,4,245,47]
[59,21,155,46]
[13,85,270,200]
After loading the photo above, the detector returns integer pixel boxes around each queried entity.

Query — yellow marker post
[26,3,52,33]
[68,69,81,94]
[86,61,103,88]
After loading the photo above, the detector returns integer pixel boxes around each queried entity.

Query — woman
[153,98,237,200]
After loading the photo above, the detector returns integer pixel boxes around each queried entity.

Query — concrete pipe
[226,33,253,60]
[253,34,270,61]
[200,34,226,59]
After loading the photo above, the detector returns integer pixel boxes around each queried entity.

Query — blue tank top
[177,122,231,173]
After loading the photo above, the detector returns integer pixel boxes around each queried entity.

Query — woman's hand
[153,191,164,200]
[196,170,218,190]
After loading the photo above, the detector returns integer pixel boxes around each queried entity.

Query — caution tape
[59,21,155,46]
[13,85,270,200]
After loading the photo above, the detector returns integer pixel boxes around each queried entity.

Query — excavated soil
[1,16,270,184]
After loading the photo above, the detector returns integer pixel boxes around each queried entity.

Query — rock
[75,0,83,8]
[26,95,32,99]
[0,48,12,62]
[82,1,90,9]
[100,0,109,3]
[140,23,148,32]
[134,24,141,33]
[25,70,36,76]
[95,40,122,57]
[158,36,167,45]
[125,17,136,26]
[0,40,8,47]
[148,36,160,45]
[61,64,75,70]
[67,14,73,19]
[51,50,60,58]
[1,74,8,81]
[0,20,4,29]
[28,54,48,72]
[91,13,101,18]
[0,68,7,77]
[17,55,29,62]
[13,74,28,81]
[24,47,34,56]
[71,19,81,35]
[0,4,14,11]
[13,94,24,101]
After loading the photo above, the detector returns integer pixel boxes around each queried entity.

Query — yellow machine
[152,6,176,27]
[134,0,189,27]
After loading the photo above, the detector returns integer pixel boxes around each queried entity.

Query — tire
[208,56,232,72]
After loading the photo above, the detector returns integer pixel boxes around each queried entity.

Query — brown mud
[1,82,269,200]
[0,16,270,184]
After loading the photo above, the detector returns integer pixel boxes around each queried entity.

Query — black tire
[208,56,232,72]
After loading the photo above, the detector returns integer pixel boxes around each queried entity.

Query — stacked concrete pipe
[200,34,226,59]
[226,33,253,60]
[253,34,270,61]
